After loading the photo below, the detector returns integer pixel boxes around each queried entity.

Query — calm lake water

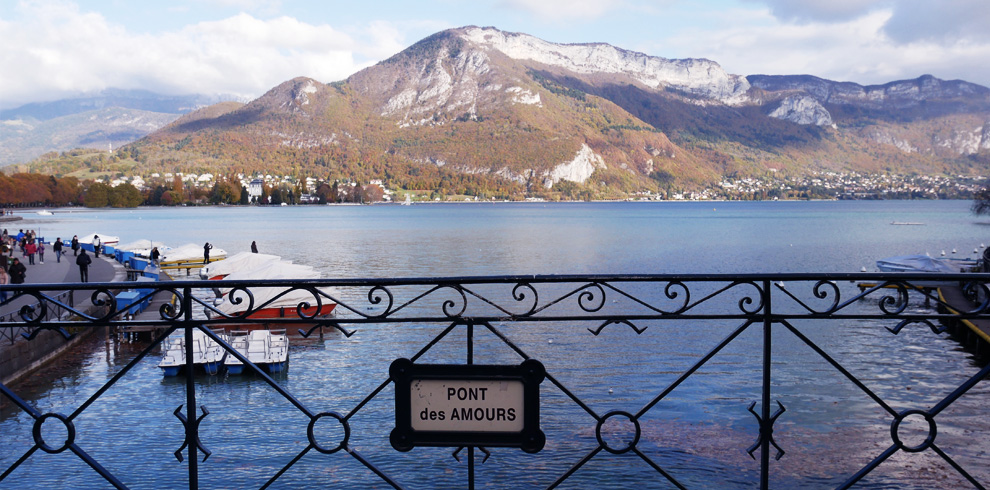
[3,200,990,489]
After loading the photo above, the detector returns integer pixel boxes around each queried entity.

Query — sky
[2,0,990,109]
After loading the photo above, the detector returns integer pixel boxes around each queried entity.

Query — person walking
[150,247,161,267]
[8,257,26,284]
[53,238,63,263]
[71,235,79,256]
[38,241,45,264]
[0,266,9,302]
[25,240,37,265]
[76,249,92,282]
[203,242,213,264]
[93,235,101,258]
[251,241,259,253]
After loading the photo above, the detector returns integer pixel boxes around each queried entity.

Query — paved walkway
[1,248,125,353]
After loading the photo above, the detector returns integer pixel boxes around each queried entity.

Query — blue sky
[3,0,989,108]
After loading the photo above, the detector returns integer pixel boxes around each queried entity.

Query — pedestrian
[150,247,161,267]
[251,241,258,253]
[38,241,45,264]
[8,257,25,284]
[53,238,63,263]
[25,240,37,265]
[93,235,101,258]
[203,242,213,264]
[0,265,9,302]
[76,249,92,282]
[71,235,79,256]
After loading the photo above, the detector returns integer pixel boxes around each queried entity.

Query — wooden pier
[937,285,990,356]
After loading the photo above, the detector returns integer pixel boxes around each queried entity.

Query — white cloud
[0,1,398,107]
[661,7,990,87]
[752,0,990,45]
[498,0,627,20]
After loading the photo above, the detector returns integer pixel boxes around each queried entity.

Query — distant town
[97,170,986,204]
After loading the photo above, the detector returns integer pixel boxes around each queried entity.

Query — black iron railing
[1,273,989,489]
[0,290,74,344]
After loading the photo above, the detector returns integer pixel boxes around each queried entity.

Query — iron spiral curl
[878,282,910,315]
[661,280,690,314]
[364,285,395,318]
[578,282,607,312]
[511,282,539,316]
[960,281,990,314]
[440,285,468,318]
[736,281,765,315]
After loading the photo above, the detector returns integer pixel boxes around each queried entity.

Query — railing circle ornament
[595,410,641,454]
[32,412,75,454]
[890,409,937,453]
[308,411,350,454]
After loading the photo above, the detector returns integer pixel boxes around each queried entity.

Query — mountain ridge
[20,26,990,199]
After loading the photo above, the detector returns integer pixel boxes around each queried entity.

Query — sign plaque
[390,358,545,453]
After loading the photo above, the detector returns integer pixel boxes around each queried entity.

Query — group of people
[2,236,263,304]
[0,233,102,303]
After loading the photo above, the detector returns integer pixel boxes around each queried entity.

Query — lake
[2,200,989,489]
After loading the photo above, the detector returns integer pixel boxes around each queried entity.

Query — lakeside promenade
[1,249,125,384]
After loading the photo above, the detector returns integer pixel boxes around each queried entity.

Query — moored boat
[208,259,337,326]
[224,329,289,375]
[160,243,227,265]
[79,233,120,247]
[158,329,229,376]
[200,252,283,279]
[876,254,977,273]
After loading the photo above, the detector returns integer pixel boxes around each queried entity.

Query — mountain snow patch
[545,144,605,187]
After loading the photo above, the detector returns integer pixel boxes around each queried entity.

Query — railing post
[183,285,199,490]
[763,280,777,490]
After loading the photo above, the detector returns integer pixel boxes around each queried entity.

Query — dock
[937,285,990,355]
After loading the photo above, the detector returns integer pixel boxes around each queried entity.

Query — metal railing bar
[635,319,757,420]
[70,443,127,490]
[930,444,986,490]
[546,445,604,489]
[348,447,405,490]
[838,444,898,489]
[0,446,39,482]
[778,319,897,417]
[632,446,688,490]
[69,324,179,421]
[201,328,316,419]
[929,360,990,417]
[0,381,41,418]
[260,445,313,490]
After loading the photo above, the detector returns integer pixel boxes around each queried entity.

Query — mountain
[48,27,990,197]
[1,89,242,166]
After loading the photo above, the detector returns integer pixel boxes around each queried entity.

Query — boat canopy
[161,243,227,264]
[201,252,283,279]
[876,254,964,273]
[215,260,327,315]
[79,233,120,246]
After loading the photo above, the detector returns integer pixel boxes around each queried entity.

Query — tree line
[0,171,393,208]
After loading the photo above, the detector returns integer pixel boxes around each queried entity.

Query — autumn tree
[973,182,990,215]
[108,183,144,207]
[84,182,111,207]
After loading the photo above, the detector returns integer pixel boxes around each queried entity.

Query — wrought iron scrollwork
[173,405,211,463]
